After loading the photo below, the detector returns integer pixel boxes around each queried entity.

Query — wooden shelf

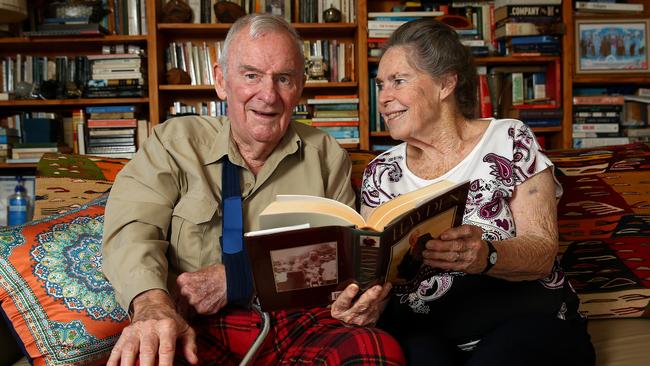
[532,126,562,133]
[475,56,560,64]
[158,82,358,92]
[0,35,147,52]
[370,56,561,65]
[573,75,650,85]
[157,22,358,38]
[340,143,359,149]
[0,163,37,169]
[0,98,149,108]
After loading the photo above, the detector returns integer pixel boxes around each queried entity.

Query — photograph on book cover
[247,226,357,311]
[270,241,339,293]
[387,207,458,286]
[575,19,650,74]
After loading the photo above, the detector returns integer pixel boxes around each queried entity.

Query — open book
[244,180,470,311]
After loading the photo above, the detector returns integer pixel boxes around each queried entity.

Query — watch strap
[481,240,497,275]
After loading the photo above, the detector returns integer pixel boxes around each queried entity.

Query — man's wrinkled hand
[107,289,198,366]
[176,263,228,315]
[331,283,392,327]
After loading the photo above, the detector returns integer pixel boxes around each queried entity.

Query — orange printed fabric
[0,195,128,365]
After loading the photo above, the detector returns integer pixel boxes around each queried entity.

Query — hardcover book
[244,180,470,311]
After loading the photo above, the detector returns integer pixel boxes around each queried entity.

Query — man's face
[215,28,305,147]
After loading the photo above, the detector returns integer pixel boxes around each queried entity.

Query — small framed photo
[575,19,649,74]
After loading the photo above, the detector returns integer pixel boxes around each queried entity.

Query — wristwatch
[481,240,498,275]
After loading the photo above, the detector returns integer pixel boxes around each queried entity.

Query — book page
[366,180,461,231]
[259,195,365,229]
[245,223,311,237]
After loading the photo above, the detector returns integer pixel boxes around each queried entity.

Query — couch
[1,146,650,366]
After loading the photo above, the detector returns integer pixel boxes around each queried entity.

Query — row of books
[1,45,146,100]
[22,0,146,36]
[168,100,228,118]
[570,92,650,149]
[185,0,357,24]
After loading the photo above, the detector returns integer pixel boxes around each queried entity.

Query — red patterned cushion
[548,143,650,319]
[33,154,130,220]
[0,195,128,365]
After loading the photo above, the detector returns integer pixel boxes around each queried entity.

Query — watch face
[489,251,498,265]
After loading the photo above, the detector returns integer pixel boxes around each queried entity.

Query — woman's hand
[331,283,392,326]
[422,224,488,274]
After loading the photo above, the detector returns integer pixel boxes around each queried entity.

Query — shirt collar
[204,117,302,168]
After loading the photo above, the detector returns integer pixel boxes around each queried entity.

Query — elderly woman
[331,19,595,365]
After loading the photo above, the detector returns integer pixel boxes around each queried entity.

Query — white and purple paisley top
[362,119,579,337]
[362,118,562,238]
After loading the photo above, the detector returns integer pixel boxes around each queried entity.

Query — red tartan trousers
[175,307,405,365]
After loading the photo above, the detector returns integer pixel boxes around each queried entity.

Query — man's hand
[176,263,228,315]
[331,283,392,326]
[107,289,198,366]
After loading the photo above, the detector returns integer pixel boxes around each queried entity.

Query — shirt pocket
[170,194,219,271]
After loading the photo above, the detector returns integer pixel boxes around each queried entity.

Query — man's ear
[439,73,458,101]
[213,62,227,100]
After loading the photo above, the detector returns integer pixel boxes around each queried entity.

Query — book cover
[575,1,644,13]
[244,180,470,311]
[494,4,561,23]
[367,11,444,18]
[495,22,565,39]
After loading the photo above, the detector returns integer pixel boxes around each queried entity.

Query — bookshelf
[5,0,649,172]
[366,0,569,150]
[562,0,650,149]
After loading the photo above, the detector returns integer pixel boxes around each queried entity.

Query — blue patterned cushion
[0,195,128,365]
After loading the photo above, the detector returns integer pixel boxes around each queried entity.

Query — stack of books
[304,95,360,145]
[572,95,629,148]
[7,143,59,164]
[493,0,563,56]
[22,16,109,37]
[85,53,146,98]
[83,106,140,158]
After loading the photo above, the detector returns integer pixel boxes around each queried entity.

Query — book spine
[572,137,630,149]
[575,1,644,13]
[573,123,620,133]
[477,66,492,118]
[572,96,625,105]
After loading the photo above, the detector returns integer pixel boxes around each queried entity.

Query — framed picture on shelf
[575,19,650,74]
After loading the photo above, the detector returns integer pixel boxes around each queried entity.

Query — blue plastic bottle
[7,181,31,226]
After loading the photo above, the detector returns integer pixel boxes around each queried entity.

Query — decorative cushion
[33,153,129,220]
[0,195,128,366]
[547,143,650,319]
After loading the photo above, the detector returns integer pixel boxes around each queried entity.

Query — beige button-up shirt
[102,115,355,310]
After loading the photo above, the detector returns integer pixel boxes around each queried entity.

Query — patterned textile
[0,195,128,366]
[548,143,650,319]
[176,307,405,366]
[33,154,129,220]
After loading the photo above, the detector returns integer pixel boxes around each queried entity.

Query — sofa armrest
[588,318,650,366]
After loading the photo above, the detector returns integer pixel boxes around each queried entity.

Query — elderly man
[103,13,403,366]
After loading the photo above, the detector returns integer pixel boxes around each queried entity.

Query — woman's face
[376,46,442,142]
